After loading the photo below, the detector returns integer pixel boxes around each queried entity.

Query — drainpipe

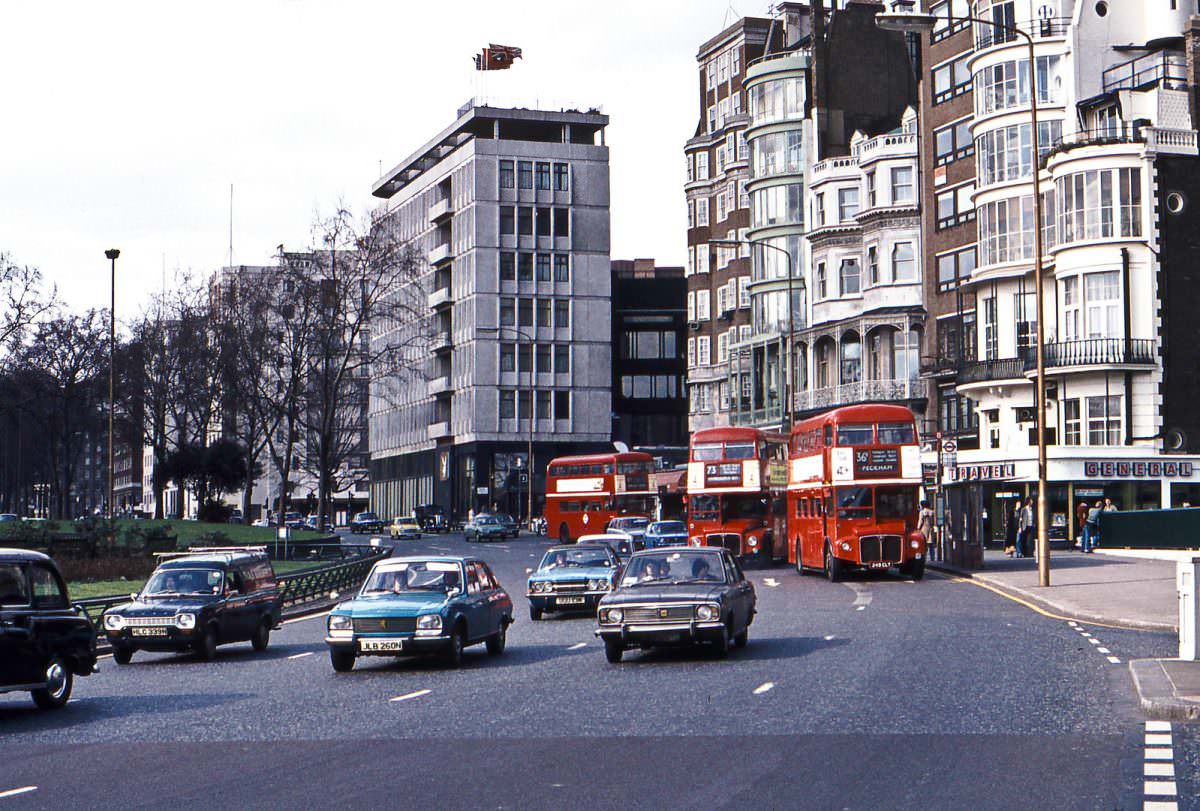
[1122,248,1133,445]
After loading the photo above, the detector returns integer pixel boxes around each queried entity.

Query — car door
[28,563,78,673]
[725,553,754,631]
[478,562,510,633]
[221,567,254,641]
[0,562,37,685]
[461,563,491,641]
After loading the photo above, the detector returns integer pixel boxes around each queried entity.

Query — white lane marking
[283,611,330,626]
[763,578,779,588]
[1143,801,1178,811]
[846,583,873,608]
[1146,721,1173,732]
[525,568,533,574]
[0,787,37,799]
[1068,621,1079,627]
[1088,638,1101,645]
[287,652,314,660]
[1146,734,1174,746]
[1106,655,1122,664]
[1145,763,1176,778]
[855,605,866,611]
[1080,632,1093,638]
[1144,781,1177,796]
[753,682,775,695]
[1097,647,1111,654]
[1145,748,1174,761]
[823,635,835,641]
[567,643,587,651]
[493,545,510,551]
[389,689,432,703]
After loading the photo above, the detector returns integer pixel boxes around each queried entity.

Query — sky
[2,0,765,320]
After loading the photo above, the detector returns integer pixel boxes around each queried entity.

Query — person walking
[1017,497,1034,558]
[1083,500,1103,553]
[1006,501,1019,556]
[918,500,935,559]
[1076,501,1089,550]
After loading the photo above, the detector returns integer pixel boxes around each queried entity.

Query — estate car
[351,512,385,534]
[526,544,622,620]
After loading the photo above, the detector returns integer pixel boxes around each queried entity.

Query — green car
[463,515,507,542]
[324,556,514,670]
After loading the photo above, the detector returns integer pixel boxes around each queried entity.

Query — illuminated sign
[704,463,742,485]
[854,448,899,477]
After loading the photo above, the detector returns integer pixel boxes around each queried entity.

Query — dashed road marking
[1143,802,1178,811]
[1088,638,1101,645]
[1141,722,1179,808]
[823,635,835,641]
[287,652,314,660]
[1106,655,1122,664]
[1145,763,1176,778]
[1146,721,1173,732]
[389,689,432,703]
[1144,781,1176,797]
[567,643,587,651]
[1146,749,1174,761]
[753,682,775,695]
[1146,734,1174,746]
[855,606,866,611]
[1097,647,1111,654]
[763,578,779,588]
[0,787,37,800]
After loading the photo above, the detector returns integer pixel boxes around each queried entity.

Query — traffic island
[1130,658,1200,720]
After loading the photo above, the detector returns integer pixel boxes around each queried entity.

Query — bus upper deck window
[877,422,916,445]
[836,424,875,446]
[724,442,755,460]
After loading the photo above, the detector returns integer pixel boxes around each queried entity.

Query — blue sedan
[325,556,513,670]
[526,544,622,621]
[643,520,689,549]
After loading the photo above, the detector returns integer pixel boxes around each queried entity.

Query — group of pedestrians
[1006,496,1118,557]
[1078,498,1118,553]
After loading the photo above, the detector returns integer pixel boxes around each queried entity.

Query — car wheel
[558,524,570,545]
[711,621,732,659]
[113,646,134,665]
[824,543,843,583]
[31,658,73,710]
[197,625,218,661]
[734,625,749,648]
[604,639,624,664]
[330,649,355,672]
[529,605,543,621]
[444,625,466,668]
[251,618,271,652]
[486,622,507,656]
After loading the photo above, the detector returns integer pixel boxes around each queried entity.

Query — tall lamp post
[480,325,535,526]
[877,3,1051,586]
[104,249,120,546]
[711,238,802,432]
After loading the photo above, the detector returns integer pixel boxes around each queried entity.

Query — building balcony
[429,242,453,266]
[809,156,859,184]
[796,378,929,413]
[957,357,1027,386]
[1046,123,1198,162]
[1103,50,1188,94]
[957,339,1156,386]
[429,197,453,224]
[852,131,916,163]
[427,287,453,310]
[427,376,453,397]
[430,333,452,354]
[427,421,451,440]
[973,16,1068,52]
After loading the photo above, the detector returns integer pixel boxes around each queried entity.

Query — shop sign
[921,463,938,486]
[854,448,899,477]
[994,491,1021,498]
[704,462,742,486]
[952,463,1017,482]
[1083,460,1195,479]
[1075,487,1105,498]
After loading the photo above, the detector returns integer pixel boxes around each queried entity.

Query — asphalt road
[1,531,1193,810]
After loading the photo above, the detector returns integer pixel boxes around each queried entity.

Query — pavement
[930,546,1200,723]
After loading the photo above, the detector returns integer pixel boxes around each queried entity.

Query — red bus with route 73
[543,452,656,544]
[787,404,926,581]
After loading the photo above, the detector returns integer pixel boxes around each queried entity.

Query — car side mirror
[447,587,461,598]
[129,593,138,601]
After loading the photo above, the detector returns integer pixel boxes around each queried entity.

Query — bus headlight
[911,540,920,549]
[839,541,851,552]
[746,536,759,549]
[103,614,125,631]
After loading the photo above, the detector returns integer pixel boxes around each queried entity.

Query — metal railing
[958,356,1026,384]
[1103,50,1188,94]
[1027,338,1156,370]
[974,16,1070,50]
[1045,124,1145,161]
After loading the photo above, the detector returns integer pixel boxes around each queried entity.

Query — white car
[579,532,644,559]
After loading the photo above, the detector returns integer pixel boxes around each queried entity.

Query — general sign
[1083,460,1196,479]
[704,462,742,486]
[951,463,1017,482]
[854,448,899,477]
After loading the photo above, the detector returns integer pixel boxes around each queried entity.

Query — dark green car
[463,515,507,542]
[325,556,514,670]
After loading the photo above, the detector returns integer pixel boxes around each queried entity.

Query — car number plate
[557,596,586,605]
[131,627,169,637]
[360,638,404,652]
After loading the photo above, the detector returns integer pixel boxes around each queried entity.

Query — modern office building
[910,1,1200,548]
[369,102,613,523]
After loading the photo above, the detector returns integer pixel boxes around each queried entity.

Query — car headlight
[416,614,442,631]
[695,603,719,621]
[175,612,196,629]
[103,614,125,631]
[328,614,352,631]
[746,535,759,549]
[603,608,624,624]
[588,579,603,590]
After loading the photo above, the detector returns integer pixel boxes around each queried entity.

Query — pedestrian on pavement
[1103,498,1118,512]
[1017,497,1034,558]
[1076,501,1089,549]
[1009,501,1021,556]
[918,500,934,546]
[1084,500,1103,552]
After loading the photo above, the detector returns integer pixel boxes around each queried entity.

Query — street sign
[518,473,529,485]
[941,439,957,453]
[476,486,489,495]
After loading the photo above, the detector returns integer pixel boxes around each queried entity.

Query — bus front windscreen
[722,493,768,520]
[835,487,873,519]
[875,486,918,519]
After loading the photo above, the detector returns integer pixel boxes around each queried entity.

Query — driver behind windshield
[691,557,719,582]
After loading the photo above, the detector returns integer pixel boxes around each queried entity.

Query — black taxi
[102,547,283,663]
[0,548,98,709]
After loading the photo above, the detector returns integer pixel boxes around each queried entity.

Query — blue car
[325,556,514,670]
[644,520,689,549]
[527,544,622,621]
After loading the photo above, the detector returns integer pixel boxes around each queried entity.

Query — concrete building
[369,103,613,524]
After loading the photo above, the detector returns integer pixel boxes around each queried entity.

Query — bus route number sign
[854,448,899,477]
[704,463,742,486]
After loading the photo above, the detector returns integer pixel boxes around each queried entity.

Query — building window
[553,162,569,191]
[840,334,862,384]
[976,120,1062,186]
[696,152,709,180]
[1063,398,1081,445]
[867,246,880,285]
[1087,395,1122,446]
[893,329,920,381]
[696,198,709,226]
[1062,276,1080,340]
[717,332,729,363]
[518,298,533,327]
[983,296,998,359]
[535,162,551,190]
[554,391,570,420]
[936,247,975,292]
[499,252,515,281]
[933,53,973,104]
[686,290,696,321]
[500,206,515,235]
[536,390,551,420]
[697,336,711,365]
[1085,270,1121,338]
[535,344,551,373]
[890,166,915,204]
[738,276,750,308]
[517,343,532,373]
[500,343,515,372]
[553,207,570,238]
[536,253,551,281]
[537,299,552,328]
[1015,291,1037,352]
[554,344,569,373]
[1055,167,1142,245]
[536,207,551,237]
[979,194,1036,265]
[499,160,514,189]
[553,254,569,282]
[934,118,974,166]
[518,206,533,236]
[839,259,861,296]
[814,193,825,226]
[500,390,515,419]
[936,183,976,230]
[930,0,970,41]
[838,187,860,222]
[892,242,916,282]
[687,200,695,229]
[518,161,533,189]
[816,262,827,299]
[500,298,515,326]
[974,55,1062,116]
[517,252,533,281]
[696,289,711,320]
[866,171,876,208]
[554,300,569,328]
[687,337,696,367]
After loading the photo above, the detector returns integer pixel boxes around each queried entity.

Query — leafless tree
[0,253,55,364]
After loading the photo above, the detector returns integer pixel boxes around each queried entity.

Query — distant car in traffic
[102,547,282,663]
[389,516,422,540]
[605,516,651,545]
[0,548,97,709]
[492,513,520,538]
[464,515,507,542]
[350,512,385,534]
[413,504,448,533]
[526,543,622,621]
[643,520,688,549]
[580,532,643,561]
[595,547,756,663]
[0,514,19,523]
[324,556,513,670]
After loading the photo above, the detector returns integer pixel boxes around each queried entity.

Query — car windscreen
[538,548,613,570]
[357,513,378,521]
[144,567,223,596]
[362,561,462,594]
[650,521,685,534]
[611,518,649,530]
[619,551,728,587]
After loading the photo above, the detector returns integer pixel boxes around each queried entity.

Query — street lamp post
[480,325,535,527]
[104,248,119,547]
[711,238,802,432]
[877,4,1051,586]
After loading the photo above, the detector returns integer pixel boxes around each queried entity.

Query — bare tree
[0,253,55,364]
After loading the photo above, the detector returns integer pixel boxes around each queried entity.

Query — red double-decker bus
[787,404,926,580]
[543,452,656,544]
[686,427,788,563]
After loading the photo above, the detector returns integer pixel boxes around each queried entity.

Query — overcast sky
[2,0,766,319]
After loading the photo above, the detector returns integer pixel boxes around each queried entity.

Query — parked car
[350,512,385,534]
[0,514,19,523]
[227,509,244,525]
[101,547,282,663]
[643,520,689,549]
[581,532,643,561]
[324,556,513,670]
[0,549,97,709]
[527,543,622,621]
[389,516,422,540]
[492,513,520,538]
[605,516,651,546]
[413,504,448,533]
[595,547,756,663]
[464,515,507,542]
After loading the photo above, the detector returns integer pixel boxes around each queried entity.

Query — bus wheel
[902,559,926,581]
[794,540,805,575]
[824,543,843,583]
[558,524,571,545]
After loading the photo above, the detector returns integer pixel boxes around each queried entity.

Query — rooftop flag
[474,44,523,71]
